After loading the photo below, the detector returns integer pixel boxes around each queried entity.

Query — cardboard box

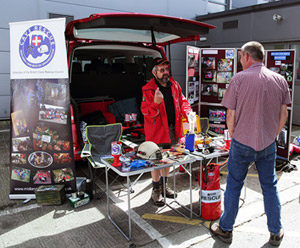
[35,185,66,206]
[68,193,90,208]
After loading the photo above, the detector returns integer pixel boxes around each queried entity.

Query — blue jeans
[219,139,282,234]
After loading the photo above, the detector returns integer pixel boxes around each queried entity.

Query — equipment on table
[111,141,122,167]
[137,141,162,160]
[224,129,231,150]
[185,112,197,152]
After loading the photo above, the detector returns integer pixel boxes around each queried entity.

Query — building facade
[1,0,289,121]
[195,0,300,125]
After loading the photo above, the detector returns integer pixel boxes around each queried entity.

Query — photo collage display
[200,49,235,134]
[201,49,235,102]
[10,78,75,193]
[266,50,295,159]
[187,46,200,105]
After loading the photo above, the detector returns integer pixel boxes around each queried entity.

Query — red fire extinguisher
[199,164,222,220]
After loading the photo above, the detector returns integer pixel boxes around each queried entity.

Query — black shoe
[269,229,284,246]
[210,223,232,244]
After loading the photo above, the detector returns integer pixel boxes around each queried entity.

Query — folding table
[101,155,196,240]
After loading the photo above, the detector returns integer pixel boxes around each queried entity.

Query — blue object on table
[185,133,195,152]
[130,159,147,168]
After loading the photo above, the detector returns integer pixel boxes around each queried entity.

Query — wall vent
[223,20,238,29]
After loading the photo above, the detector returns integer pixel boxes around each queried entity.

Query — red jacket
[141,77,191,144]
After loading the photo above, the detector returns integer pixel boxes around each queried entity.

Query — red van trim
[65,12,215,45]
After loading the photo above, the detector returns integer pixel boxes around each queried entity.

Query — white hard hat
[137,141,162,160]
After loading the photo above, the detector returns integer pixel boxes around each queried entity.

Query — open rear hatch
[65,13,215,46]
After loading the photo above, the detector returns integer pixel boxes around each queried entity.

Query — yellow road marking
[142,213,205,226]
[203,221,211,228]
[220,171,258,177]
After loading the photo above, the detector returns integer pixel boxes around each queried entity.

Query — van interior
[69,44,162,159]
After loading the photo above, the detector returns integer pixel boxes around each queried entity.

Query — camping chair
[81,123,123,199]
[199,117,209,134]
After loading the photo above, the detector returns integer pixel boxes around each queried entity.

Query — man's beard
[157,74,169,83]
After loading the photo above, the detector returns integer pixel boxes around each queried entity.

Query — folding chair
[81,123,123,199]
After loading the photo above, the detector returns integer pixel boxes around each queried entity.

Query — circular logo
[19,25,56,69]
[111,142,121,155]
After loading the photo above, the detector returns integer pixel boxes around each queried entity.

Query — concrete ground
[0,120,300,248]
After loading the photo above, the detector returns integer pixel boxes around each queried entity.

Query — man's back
[222,62,290,150]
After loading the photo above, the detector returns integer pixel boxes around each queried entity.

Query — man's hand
[154,87,163,104]
[226,109,235,138]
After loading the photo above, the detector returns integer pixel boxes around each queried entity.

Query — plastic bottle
[85,179,93,199]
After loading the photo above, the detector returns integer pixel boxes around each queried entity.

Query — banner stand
[9,18,76,199]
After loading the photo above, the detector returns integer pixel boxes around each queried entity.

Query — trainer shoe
[210,223,232,244]
[160,184,177,198]
[269,229,284,246]
[151,188,165,206]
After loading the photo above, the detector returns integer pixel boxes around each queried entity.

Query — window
[290,45,300,81]
[207,0,227,14]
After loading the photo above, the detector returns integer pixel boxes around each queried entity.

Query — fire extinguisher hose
[207,157,229,167]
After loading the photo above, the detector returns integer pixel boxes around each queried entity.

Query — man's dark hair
[241,41,265,62]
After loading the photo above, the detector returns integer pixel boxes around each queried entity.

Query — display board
[186,46,200,107]
[9,18,76,199]
[199,48,237,134]
[265,49,295,160]
[193,47,295,160]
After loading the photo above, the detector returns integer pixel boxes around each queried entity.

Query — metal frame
[162,160,196,219]
[102,156,196,240]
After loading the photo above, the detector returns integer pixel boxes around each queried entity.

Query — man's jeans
[219,139,282,235]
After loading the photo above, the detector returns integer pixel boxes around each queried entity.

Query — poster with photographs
[186,46,200,105]
[217,59,233,71]
[276,109,291,159]
[33,170,51,184]
[201,84,218,96]
[11,110,29,137]
[194,81,199,102]
[266,50,295,160]
[202,70,216,82]
[209,123,226,135]
[11,167,31,183]
[218,88,226,100]
[200,49,237,120]
[39,104,67,124]
[217,72,233,84]
[53,168,75,183]
[188,81,195,104]
[10,79,75,196]
[202,57,216,70]
[11,153,27,165]
[9,19,75,198]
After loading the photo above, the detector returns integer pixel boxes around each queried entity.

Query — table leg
[199,160,202,217]
[106,165,131,241]
[127,175,132,240]
[164,162,198,219]
[189,162,193,219]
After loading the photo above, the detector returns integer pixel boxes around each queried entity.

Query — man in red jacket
[141,57,192,206]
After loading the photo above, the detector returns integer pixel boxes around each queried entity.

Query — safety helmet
[137,141,162,160]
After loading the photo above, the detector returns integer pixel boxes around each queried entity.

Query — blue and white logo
[19,25,56,69]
